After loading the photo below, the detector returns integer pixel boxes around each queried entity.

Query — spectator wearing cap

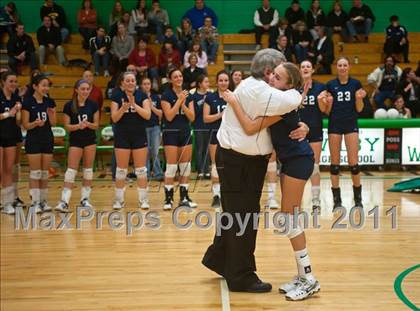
[285,0,305,29]
[147,0,169,43]
[198,16,219,64]
[183,0,218,30]
[254,0,279,51]
[384,15,409,63]
[346,0,375,42]
[40,0,69,42]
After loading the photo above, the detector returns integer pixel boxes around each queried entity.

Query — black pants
[202,146,269,290]
[194,129,210,175]
[8,52,37,74]
[384,37,409,62]
[255,26,276,45]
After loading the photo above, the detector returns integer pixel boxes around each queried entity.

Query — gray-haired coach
[202,49,306,293]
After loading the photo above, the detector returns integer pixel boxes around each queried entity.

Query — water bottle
[354,56,359,64]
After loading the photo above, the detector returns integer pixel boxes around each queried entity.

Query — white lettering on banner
[320,128,384,165]
[402,128,420,165]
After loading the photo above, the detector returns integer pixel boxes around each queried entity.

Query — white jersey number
[337,91,351,102]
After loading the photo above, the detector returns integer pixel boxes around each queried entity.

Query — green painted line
[394,264,420,310]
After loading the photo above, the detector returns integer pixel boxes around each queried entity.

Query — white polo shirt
[217,76,302,156]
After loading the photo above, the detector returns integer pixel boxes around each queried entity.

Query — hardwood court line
[394,264,420,310]
[220,278,231,311]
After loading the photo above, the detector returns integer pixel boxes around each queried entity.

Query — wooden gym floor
[1,172,419,310]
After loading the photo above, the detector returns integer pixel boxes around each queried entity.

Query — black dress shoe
[229,280,272,293]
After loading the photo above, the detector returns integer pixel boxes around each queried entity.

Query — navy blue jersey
[161,88,191,130]
[299,81,325,129]
[22,95,55,141]
[204,91,227,130]
[63,99,98,142]
[270,109,314,161]
[326,77,362,123]
[146,93,161,128]
[111,88,147,131]
[189,90,211,130]
[0,90,21,140]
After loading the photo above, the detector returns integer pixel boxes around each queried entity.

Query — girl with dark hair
[391,95,411,118]
[397,67,419,117]
[78,0,97,49]
[109,1,125,38]
[176,18,195,56]
[131,0,149,37]
[183,40,208,69]
[230,70,243,90]
[55,79,99,212]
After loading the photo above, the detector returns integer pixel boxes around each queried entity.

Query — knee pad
[41,170,49,180]
[350,164,360,175]
[83,168,93,180]
[178,162,191,177]
[330,164,340,175]
[267,160,277,173]
[286,214,304,239]
[165,164,178,178]
[29,170,42,180]
[211,164,218,179]
[115,167,128,181]
[135,167,147,179]
[64,168,78,183]
[311,164,320,177]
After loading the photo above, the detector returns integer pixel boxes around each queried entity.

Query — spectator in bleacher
[109,1,125,38]
[183,0,218,30]
[0,2,18,36]
[128,36,159,89]
[77,0,97,50]
[384,15,409,63]
[397,68,420,117]
[82,69,104,113]
[390,95,411,119]
[273,35,293,62]
[111,23,135,75]
[198,17,218,64]
[182,54,204,89]
[7,23,37,74]
[147,0,170,44]
[176,18,195,56]
[346,0,375,42]
[311,26,334,74]
[162,25,179,47]
[37,15,67,66]
[183,40,208,69]
[131,0,150,38]
[253,0,279,51]
[158,40,181,77]
[89,26,111,77]
[40,0,69,43]
[285,0,305,29]
[230,70,243,90]
[306,0,326,40]
[120,12,136,37]
[326,0,349,42]
[367,56,402,110]
[292,20,313,64]
[271,17,293,48]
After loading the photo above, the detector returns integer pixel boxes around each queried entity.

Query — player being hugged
[161,68,196,210]
[203,70,229,208]
[21,74,56,213]
[299,60,328,210]
[318,56,366,210]
[110,72,151,209]
[55,79,99,212]
[0,71,22,214]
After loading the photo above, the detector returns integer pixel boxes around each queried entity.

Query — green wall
[14,0,420,34]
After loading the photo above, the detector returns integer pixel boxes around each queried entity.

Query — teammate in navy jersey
[141,77,164,181]
[111,72,151,209]
[299,60,327,210]
[55,79,99,213]
[223,62,320,301]
[190,74,211,179]
[161,68,196,210]
[0,72,22,214]
[318,56,366,209]
[203,70,229,208]
[21,74,56,213]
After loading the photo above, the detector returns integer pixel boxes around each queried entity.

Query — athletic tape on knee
[29,170,42,180]
[330,164,340,175]
[135,167,147,179]
[83,168,93,180]
[64,168,78,183]
[286,214,303,239]
[179,162,191,177]
[211,164,218,178]
[350,164,360,175]
[267,161,277,173]
[115,167,128,180]
[311,164,320,177]
[165,164,177,178]
[41,170,49,180]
